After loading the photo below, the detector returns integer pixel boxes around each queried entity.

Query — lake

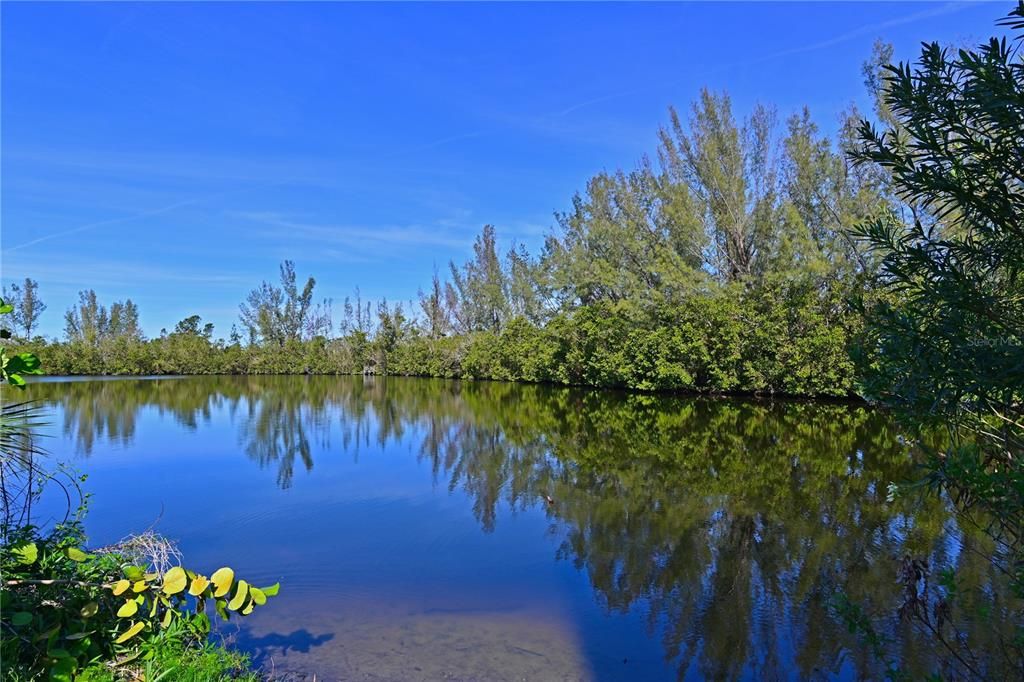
[21,375,985,680]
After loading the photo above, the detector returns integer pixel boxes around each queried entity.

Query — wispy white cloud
[754,2,968,63]
[232,211,477,253]
[381,130,489,159]
[4,147,326,186]
[1,254,252,289]
[5,182,285,252]
[538,1,973,121]
[5,197,205,252]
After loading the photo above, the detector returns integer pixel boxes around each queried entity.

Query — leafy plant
[1,527,278,681]
[1,299,43,388]
[844,2,1024,677]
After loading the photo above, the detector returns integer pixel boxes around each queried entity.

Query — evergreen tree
[2,278,46,339]
[448,225,510,332]
[239,260,318,346]
[658,91,779,282]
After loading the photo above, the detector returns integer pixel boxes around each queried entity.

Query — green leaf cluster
[0,526,278,680]
[841,2,1024,676]
[1,299,43,388]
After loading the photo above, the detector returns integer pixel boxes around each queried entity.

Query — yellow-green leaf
[115,621,145,644]
[63,547,89,562]
[259,582,280,597]
[162,566,187,595]
[80,602,99,619]
[188,575,210,597]
[12,541,37,565]
[111,580,130,596]
[249,586,266,606]
[210,567,234,598]
[241,601,255,615]
[131,580,147,593]
[123,566,144,581]
[117,600,138,618]
[228,580,249,611]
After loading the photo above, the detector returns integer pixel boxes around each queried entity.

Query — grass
[3,634,264,682]
[78,640,262,682]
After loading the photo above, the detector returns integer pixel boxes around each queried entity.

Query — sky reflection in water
[24,376,986,680]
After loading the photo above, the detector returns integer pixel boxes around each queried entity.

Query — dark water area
[19,376,996,680]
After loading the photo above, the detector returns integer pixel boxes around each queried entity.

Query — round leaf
[162,566,187,595]
[11,611,33,626]
[111,579,130,596]
[117,599,138,618]
[123,566,145,581]
[80,602,99,619]
[210,567,234,598]
[50,658,75,682]
[63,547,89,562]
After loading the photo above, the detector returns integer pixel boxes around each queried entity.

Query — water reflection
[27,376,1013,679]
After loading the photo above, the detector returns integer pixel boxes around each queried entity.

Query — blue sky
[1,1,1009,339]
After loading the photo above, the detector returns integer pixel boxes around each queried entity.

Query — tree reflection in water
[29,376,1017,679]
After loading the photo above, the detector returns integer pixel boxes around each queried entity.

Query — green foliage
[1,279,47,341]
[13,280,859,397]
[239,260,330,346]
[0,515,278,679]
[71,632,263,682]
[851,0,1024,571]
[448,225,510,332]
[2,350,42,389]
[1,300,43,389]
[843,3,1024,677]
[63,291,142,348]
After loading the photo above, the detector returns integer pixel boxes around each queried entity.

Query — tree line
[3,44,905,398]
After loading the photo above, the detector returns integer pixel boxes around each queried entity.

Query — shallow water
[20,376,988,680]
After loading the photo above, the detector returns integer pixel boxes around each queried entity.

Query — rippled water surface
[23,376,984,680]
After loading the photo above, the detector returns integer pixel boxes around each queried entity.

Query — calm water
[20,376,987,680]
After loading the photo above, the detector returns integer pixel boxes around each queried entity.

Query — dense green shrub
[835,4,1024,677]
[13,279,859,397]
[0,523,278,680]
